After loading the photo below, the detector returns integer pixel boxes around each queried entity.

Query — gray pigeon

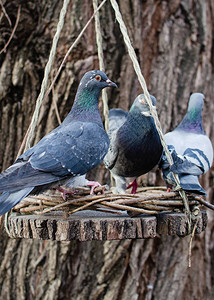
[160,93,213,195]
[0,70,117,215]
[104,94,163,194]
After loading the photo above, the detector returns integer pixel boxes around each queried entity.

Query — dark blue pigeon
[104,94,163,194]
[160,93,213,195]
[0,70,117,215]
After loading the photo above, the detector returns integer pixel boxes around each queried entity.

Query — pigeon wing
[30,121,109,176]
[104,109,128,170]
[103,131,119,170]
[108,109,128,133]
[0,121,109,192]
[170,148,206,175]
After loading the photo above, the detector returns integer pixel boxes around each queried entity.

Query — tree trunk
[0,0,213,299]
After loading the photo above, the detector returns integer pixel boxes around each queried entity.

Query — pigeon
[104,94,163,194]
[0,70,117,215]
[160,93,213,195]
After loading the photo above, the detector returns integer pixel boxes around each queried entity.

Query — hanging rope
[16,0,190,221]
[24,0,70,151]
[4,211,16,239]
[92,0,109,131]
[110,0,191,221]
[40,0,107,113]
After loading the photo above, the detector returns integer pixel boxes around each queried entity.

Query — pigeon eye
[95,75,101,81]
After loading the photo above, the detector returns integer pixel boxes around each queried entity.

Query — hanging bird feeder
[3,0,213,242]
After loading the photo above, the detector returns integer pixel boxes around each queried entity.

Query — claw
[127,179,138,194]
[56,186,78,200]
[87,181,102,194]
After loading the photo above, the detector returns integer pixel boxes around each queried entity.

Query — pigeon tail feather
[0,187,34,216]
[179,174,207,196]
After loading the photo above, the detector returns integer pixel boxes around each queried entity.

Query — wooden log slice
[156,210,207,236]
[8,210,207,241]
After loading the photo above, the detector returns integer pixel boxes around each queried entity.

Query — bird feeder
[7,186,208,241]
[3,0,212,242]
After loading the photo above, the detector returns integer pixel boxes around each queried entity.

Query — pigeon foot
[127,179,138,194]
[56,187,78,200]
[87,181,102,194]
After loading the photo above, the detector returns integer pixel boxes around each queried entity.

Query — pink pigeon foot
[127,179,138,194]
[56,186,78,200]
[166,187,172,193]
[87,181,102,194]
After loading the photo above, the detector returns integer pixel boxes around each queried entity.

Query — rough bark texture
[0,0,214,299]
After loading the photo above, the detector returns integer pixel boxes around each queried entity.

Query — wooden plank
[8,210,207,241]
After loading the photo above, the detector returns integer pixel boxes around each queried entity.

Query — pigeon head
[187,93,205,112]
[80,70,117,91]
[135,94,156,106]
[74,70,117,108]
[65,70,117,125]
[130,94,156,115]
[176,92,205,133]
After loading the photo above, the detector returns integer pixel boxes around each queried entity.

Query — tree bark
[0,0,213,299]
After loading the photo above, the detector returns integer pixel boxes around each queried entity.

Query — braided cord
[93,0,109,131]
[24,0,70,151]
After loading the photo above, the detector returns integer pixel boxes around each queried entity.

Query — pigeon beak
[105,79,118,88]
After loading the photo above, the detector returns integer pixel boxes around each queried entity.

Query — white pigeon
[160,93,213,195]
